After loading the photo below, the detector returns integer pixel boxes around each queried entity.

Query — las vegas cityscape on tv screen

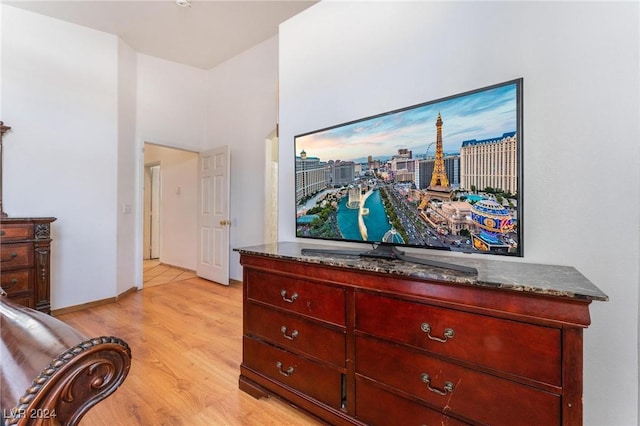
[295,81,521,256]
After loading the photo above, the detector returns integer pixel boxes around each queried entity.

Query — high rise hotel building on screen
[459,132,518,195]
[296,150,326,204]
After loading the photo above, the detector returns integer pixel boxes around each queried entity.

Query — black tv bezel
[294,78,524,258]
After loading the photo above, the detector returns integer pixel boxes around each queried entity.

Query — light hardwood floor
[143,260,197,287]
[56,276,325,425]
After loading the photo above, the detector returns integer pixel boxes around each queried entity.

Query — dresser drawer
[6,294,35,309]
[355,292,561,385]
[0,223,33,241]
[356,336,560,426]
[246,269,345,325]
[243,337,344,409]
[356,376,470,426]
[246,302,346,368]
[0,243,33,270]
[0,270,32,296]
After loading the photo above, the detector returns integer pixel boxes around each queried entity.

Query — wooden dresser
[0,217,56,314]
[237,242,607,426]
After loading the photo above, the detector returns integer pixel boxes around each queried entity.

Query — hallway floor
[143,260,196,287]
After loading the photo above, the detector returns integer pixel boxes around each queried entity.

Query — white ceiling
[2,0,317,69]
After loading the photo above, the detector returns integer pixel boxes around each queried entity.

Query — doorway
[141,143,199,286]
[139,142,231,287]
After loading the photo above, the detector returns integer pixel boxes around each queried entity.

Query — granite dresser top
[235,242,608,302]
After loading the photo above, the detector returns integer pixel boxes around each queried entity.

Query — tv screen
[295,78,523,257]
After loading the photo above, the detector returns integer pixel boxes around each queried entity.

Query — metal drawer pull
[280,326,299,340]
[421,373,455,396]
[1,252,18,262]
[280,289,298,303]
[3,279,19,289]
[421,322,454,343]
[275,361,295,377]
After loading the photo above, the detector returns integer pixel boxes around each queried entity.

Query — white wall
[134,53,209,278]
[2,2,282,299]
[1,6,121,308]
[143,144,198,270]
[136,54,209,152]
[135,37,279,281]
[1,5,279,299]
[116,39,138,296]
[0,5,4,119]
[279,2,639,425]
[206,36,279,281]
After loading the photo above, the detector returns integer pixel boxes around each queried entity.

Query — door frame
[143,163,161,260]
[135,139,203,289]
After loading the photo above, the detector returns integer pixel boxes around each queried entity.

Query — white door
[196,146,230,285]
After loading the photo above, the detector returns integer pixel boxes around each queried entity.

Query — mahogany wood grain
[1,296,130,426]
[246,268,346,326]
[56,277,325,426]
[243,338,343,409]
[1,298,87,411]
[0,270,32,295]
[0,243,32,269]
[355,291,562,386]
[562,327,584,425]
[245,302,346,368]
[239,253,593,426]
[355,336,560,425]
[355,376,469,426]
[0,223,33,240]
[0,218,55,314]
[240,255,592,327]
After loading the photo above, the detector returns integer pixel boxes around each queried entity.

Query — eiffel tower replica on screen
[426,113,454,201]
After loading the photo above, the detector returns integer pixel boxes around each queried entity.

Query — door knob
[219,220,231,226]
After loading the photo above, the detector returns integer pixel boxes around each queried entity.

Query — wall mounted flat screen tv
[295,78,523,258]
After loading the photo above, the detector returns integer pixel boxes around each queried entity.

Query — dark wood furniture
[236,242,607,426]
[0,217,56,314]
[0,295,131,426]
